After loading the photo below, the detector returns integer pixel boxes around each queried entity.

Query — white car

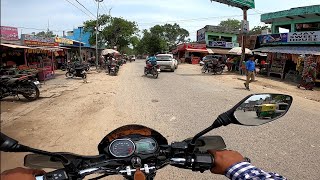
[156,54,177,72]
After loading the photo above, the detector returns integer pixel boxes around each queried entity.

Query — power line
[101,1,110,15]
[74,0,96,17]
[64,0,95,19]
[137,13,262,25]
[16,26,65,32]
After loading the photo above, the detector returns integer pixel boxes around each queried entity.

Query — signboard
[55,37,73,45]
[259,33,288,44]
[186,43,207,49]
[178,43,207,51]
[241,20,249,34]
[197,28,206,42]
[287,31,320,43]
[21,34,58,46]
[209,41,226,47]
[259,31,320,45]
[0,26,19,41]
[208,41,236,48]
[211,0,255,9]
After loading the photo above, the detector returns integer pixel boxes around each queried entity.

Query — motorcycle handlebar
[170,153,214,172]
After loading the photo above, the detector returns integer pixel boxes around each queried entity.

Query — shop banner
[197,28,206,42]
[0,26,19,41]
[259,33,288,44]
[21,34,58,46]
[208,41,235,48]
[178,43,207,51]
[287,31,320,43]
[186,43,207,49]
[208,41,226,47]
[55,37,73,45]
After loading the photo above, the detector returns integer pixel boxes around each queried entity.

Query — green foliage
[218,19,241,30]
[136,23,189,55]
[36,31,56,38]
[84,15,138,52]
[249,25,271,35]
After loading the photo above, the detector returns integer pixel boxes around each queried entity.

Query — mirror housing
[0,133,22,152]
[189,94,292,152]
[228,94,293,126]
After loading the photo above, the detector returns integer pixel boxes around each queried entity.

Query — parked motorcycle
[65,66,87,79]
[0,75,40,101]
[0,93,292,180]
[201,60,225,75]
[144,63,160,78]
[108,62,120,76]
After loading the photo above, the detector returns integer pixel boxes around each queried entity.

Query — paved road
[1,60,320,180]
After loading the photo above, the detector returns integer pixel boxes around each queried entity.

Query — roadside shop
[175,43,208,64]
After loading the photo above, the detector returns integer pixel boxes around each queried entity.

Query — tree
[249,25,271,35]
[84,15,138,51]
[162,23,189,50]
[218,19,241,31]
[136,23,190,55]
[137,29,166,55]
[36,31,56,37]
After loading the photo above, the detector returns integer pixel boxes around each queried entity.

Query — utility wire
[138,13,262,25]
[74,0,96,17]
[16,26,65,32]
[64,0,95,19]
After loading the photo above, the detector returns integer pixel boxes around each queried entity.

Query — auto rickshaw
[256,104,277,118]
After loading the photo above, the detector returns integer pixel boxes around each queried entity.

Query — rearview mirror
[233,94,293,126]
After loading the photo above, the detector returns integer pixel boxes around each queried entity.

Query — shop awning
[186,48,208,53]
[207,48,231,55]
[1,43,30,49]
[253,46,320,56]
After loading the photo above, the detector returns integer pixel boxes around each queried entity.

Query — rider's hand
[208,150,244,175]
[1,167,45,180]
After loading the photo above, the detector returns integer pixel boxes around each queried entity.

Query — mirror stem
[188,113,232,153]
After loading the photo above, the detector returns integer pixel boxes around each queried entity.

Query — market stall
[253,46,320,81]
[176,43,208,64]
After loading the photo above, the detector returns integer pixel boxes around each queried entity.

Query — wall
[66,27,91,48]
[271,17,320,33]
[205,32,238,44]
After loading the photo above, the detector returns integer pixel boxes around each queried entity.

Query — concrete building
[197,25,240,54]
[66,27,91,48]
[253,5,320,82]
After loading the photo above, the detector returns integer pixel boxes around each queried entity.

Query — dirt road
[1,61,320,180]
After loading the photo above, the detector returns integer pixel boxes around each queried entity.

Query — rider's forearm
[225,162,287,180]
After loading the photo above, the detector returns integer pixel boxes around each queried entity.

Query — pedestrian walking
[244,55,256,90]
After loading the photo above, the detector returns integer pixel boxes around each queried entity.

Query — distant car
[130,55,136,61]
[200,55,223,66]
[156,54,176,72]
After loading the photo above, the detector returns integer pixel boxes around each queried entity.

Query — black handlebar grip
[193,153,214,172]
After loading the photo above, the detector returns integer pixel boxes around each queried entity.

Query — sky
[1,0,320,41]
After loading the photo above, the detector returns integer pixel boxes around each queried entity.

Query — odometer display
[135,138,158,154]
[109,139,135,157]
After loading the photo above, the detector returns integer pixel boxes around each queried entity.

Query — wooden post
[24,49,27,65]
[240,8,248,73]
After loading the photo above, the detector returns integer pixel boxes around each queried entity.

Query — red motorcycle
[144,63,160,79]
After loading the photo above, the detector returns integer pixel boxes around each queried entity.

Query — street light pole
[95,0,103,70]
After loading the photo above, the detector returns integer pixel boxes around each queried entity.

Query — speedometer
[109,139,135,158]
